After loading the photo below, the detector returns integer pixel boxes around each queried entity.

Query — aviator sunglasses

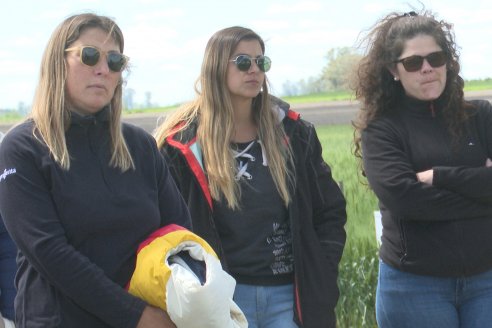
[394,51,447,72]
[230,54,272,72]
[65,45,129,72]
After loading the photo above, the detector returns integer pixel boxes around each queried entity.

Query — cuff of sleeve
[125,297,147,328]
[432,166,444,187]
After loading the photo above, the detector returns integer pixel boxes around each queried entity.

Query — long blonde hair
[30,13,134,171]
[155,26,294,209]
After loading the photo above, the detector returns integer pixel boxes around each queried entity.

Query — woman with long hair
[0,13,190,327]
[155,26,346,328]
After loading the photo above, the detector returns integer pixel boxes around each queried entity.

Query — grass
[283,90,354,104]
[336,238,379,328]
[317,125,379,242]
[0,112,25,125]
[316,124,379,327]
[463,78,492,91]
[123,104,178,115]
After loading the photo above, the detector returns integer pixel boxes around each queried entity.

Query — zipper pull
[430,102,436,117]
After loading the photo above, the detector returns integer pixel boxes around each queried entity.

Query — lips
[88,83,107,91]
[245,80,260,86]
[421,79,436,85]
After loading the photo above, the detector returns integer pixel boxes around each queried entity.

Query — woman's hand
[417,169,433,185]
[486,158,492,167]
[136,306,176,328]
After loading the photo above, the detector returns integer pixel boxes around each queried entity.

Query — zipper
[398,217,408,264]
[294,273,303,325]
[429,101,436,117]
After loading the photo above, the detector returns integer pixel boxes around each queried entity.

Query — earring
[394,76,399,81]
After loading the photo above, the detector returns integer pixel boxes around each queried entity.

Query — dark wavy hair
[352,9,471,165]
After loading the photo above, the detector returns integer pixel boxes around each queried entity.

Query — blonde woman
[155,26,346,328]
[0,13,190,327]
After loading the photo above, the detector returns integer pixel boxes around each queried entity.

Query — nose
[93,55,110,75]
[248,60,260,73]
[421,58,434,72]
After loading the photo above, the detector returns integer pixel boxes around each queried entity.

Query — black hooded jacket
[161,98,347,328]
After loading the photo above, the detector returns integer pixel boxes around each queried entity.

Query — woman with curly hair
[353,9,492,328]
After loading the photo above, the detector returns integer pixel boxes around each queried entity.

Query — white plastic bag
[166,242,247,328]
[128,224,247,328]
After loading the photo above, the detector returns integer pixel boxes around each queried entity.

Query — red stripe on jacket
[166,134,213,210]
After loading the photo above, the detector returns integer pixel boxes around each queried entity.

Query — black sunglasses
[65,45,129,72]
[394,51,447,72]
[230,55,272,72]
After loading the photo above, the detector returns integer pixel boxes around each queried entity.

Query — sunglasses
[230,55,272,72]
[394,51,447,72]
[65,45,129,72]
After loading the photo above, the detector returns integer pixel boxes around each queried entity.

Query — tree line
[282,47,362,97]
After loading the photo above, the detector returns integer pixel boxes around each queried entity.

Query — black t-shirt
[213,140,294,285]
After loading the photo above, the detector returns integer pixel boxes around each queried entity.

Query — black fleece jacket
[362,96,492,277]
[0,108,191,327]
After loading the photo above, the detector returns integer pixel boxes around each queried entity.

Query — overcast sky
[1,0,490,109]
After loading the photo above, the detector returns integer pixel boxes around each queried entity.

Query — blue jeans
[377,260,492,328]
[233,283,298,328]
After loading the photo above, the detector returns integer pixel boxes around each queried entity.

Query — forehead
[232,39,263,56]
[72,27,120,51]
[400,34,442,57]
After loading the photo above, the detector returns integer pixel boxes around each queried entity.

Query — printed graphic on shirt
[267,221,294,275]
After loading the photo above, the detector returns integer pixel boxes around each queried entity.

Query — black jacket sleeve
[305,124,347,267]
[432,100,492,203]
[0,213,16,321]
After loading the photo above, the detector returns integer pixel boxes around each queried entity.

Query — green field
[316,124,379,327]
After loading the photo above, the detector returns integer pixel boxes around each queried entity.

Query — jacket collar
[270,95,290,122]
[70,105,111,127]
[399,94,446,118]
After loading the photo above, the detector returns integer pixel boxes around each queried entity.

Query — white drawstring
[257,140,268,166]
[236,161,252,180]
[232,140,267,180]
